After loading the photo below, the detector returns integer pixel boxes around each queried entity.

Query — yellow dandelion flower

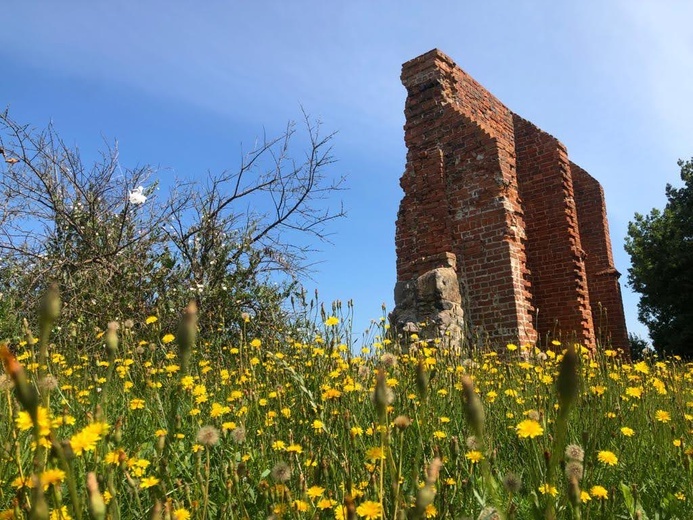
[591,385,606,396]
[145,316,158,324]
[366,446,385,461]
[538,483,558,496]
[50,506,72,520]
[351,426,364,437]
[172,509,191,520]
[139,476,160,489]
[324,316,340,326]
[620,427,635,437]
[210,402,230,418]
[161,333,175,344]
[633,361,649,375]
[306,485,325,498]
[515,419,543,439]
[655,410,671,423]
[625,387,643,398]
[317,498,334,509]
[69,423,108,456]
[356,500,382,519]
[465,450,484,463]
[40,468,66,489]
[292,500,310,512]
[597,451,618,466]
[15,407,51,436]
[590,485,608,499]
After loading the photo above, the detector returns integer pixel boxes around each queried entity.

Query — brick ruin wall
[392,49,629,352]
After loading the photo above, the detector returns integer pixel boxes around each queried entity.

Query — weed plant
[0,293,692,519]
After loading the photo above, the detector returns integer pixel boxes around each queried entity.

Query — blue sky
[2,1,692,343]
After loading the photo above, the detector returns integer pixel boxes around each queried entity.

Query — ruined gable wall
[513,115,595,348]
[572,162,629,350]
[396,49,535,344]
[394,49,628,352]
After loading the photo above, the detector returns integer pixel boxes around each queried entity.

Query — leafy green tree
[627,332,651,361]
[625,159,693,358]
[0,111,343,342]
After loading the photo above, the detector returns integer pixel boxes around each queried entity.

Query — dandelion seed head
[231,426,246,444]
[565,461,584,482]
[39,375,58,392]
[393,415,412,430]
[502,472,522,493]
[0,374,13,391]
[465,436,481,450]
[461,358,478,369]
[426,457,442,484]
[196,425,220,447]
[565,444,584,462]
[380,352,397,368]
[271,461,291,482]
[370,386,394,407]
[527,409,540,422]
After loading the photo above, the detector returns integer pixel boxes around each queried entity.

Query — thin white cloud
[616,0,693,159]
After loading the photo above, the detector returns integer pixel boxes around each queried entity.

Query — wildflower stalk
[102,321,119,417]
[166,301,198,460]
[49,432,84,520]
[86,472,106,520]
[391,426,406,520]
[106,469,121,520]
[177,301,198,377]
[374,369,389,514]
[37,283,60,389]
[28,477,49,520]
[546,344,580,520]
[200,449,211,520]
[460,375,504,518]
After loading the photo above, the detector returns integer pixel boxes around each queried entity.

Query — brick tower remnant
[391,49,629,352]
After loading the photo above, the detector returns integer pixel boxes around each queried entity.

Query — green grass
[0,304,692,520]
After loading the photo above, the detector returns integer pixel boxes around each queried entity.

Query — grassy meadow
[1,297,692,520]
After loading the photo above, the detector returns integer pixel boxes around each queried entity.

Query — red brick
[394,49,629,353]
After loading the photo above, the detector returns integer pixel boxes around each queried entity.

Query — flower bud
[177,301,198,374]
[373,369,389,422]
[87,472,106,520]
[413,484,436,518]
[1,345,39,418]
[39,283,61,326]
[416,360,429,399]
[567,476,581,508]
[557,344,579,415]
[461,375,484,438]
[29,478,49,520]
[104,322,119,360]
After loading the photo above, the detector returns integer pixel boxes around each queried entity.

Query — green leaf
[620,482,634,515]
